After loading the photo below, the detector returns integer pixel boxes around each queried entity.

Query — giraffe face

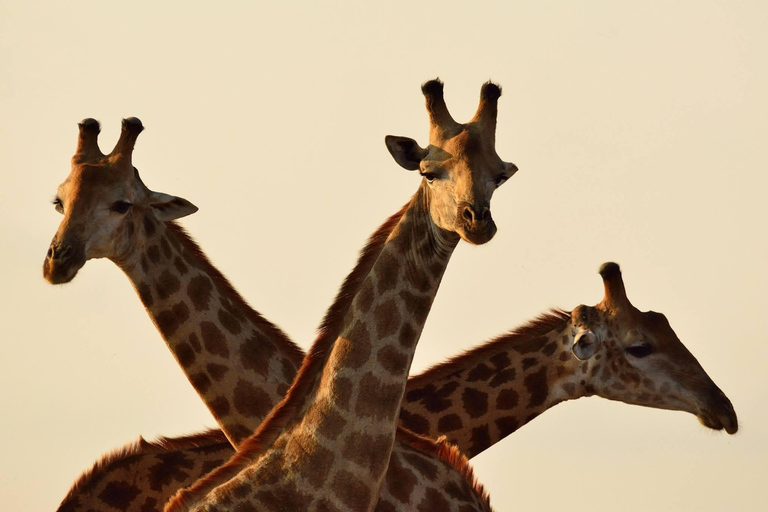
[386,80,517,245]
[570,266,737,434]
[43,119,197,284]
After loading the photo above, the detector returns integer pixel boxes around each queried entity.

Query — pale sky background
[1,1,766,511]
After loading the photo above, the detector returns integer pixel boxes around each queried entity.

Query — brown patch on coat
[385,452,418,504]
[206,363,228,381]
[332,469,373,510]
[233,379,272,419]
[155,302,190,338]
[342,430,393,478]
[156,270,181,300]
[200,321,229,358]
[187,275,213,312]
[147,245,161,264]
[239,334,275,377]
[218,308,242,335]
[374,299,401,339]
[438,413,463,432]
[377,345,409,376]
[356,372,403,421]
[173,256,188,276]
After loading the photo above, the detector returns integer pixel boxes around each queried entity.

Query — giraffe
[398,261,737,456]
[42,116,306,447]
[57,262,738,512]
[164,78,517,512]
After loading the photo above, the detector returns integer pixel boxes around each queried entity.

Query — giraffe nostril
[462,206,475,223]
[48,243,73,261]
[480,208,491,222]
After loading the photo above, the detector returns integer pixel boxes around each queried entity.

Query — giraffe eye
[626,342,653,358]
[53,198,64,214]
[420,172,437,183]
[111,201,132,214]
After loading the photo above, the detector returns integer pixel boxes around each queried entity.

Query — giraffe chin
[457,222,497,245]
[42,257,85,285]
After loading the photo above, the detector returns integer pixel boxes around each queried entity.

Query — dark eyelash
[626,343,653,358]
[111,201,132,214]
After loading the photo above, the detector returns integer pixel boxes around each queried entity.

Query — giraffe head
[385,79,518,245]
[570,262,737,434]
[43,118,197,284]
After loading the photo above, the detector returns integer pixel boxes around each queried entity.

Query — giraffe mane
[165,200,411,511]
[57,429,229,512]
[164,220,305,367]
[395,426,492,509]
[407,309,572,387]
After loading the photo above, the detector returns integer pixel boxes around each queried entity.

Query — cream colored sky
[1,1,766,511]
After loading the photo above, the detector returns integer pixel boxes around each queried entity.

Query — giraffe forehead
[65,163,125,194]
[432,127,494,161]
[63,163,140,202]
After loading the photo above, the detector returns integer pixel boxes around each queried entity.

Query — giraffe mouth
[42,252,86,284]
[694,387,738,434]
[697,403,738,434]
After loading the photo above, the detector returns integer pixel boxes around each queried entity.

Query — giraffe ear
[572,329,599,361]
[385,135,428,171]
[148,190,199,221]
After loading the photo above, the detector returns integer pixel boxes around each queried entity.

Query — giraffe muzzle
[697,388,738,434]
[43,241,86,284]
[456,202,497,245]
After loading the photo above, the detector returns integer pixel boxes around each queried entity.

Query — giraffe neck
[291,184,458,503]
[170,183,461,512]
[400,310,585,457]
[116,215,304,446]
